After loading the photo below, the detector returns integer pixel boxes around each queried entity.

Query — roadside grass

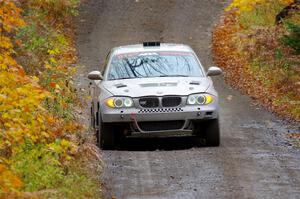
[238,3,283,29]
[11,143,100,198]
[0,0,102,197]
[213,0,300,122]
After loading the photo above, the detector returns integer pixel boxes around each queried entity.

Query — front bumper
[101,106,218,122]
[101,104,218,133]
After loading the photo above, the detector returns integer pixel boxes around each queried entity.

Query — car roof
[112,43,194,55]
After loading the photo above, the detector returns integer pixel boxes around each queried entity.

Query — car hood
[101,77,210,97]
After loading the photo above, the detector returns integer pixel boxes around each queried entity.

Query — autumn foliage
[226,0,295,13]
[0,0,101,197]
[213,0,300,121]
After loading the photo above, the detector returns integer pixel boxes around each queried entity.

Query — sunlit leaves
[0,0,81,194]
[0,72,48,151]
[226,0,295,14]
[0,0,25,33]
[0,53,17,69]
[0,160,23,193]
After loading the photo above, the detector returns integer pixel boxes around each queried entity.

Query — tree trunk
[275,0,300,24]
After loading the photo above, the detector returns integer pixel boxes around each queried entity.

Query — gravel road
[75,0,300,198]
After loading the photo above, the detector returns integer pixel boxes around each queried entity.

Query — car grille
[137,120,185,131]
[162,96,181,107]
[138,96,182,108]
[139,97,159,108]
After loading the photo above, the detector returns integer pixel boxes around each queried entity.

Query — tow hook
[130,113,136,120]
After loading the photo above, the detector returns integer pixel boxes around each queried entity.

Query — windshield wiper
[111,75,189,80]
[111,77,136,80]
[158,75,189,77]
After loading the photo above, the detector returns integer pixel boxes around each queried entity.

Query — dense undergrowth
[213,0,300,122]
[0,0,101,198]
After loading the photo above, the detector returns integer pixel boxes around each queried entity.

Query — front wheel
[193,119,220,147]
[204,119,220,146]
[97,117,115,150]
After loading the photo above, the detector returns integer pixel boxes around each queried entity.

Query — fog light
[106,98,115,108]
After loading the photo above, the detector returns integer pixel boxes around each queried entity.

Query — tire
[193,119,220,147]
[91,106,95,128]
[98,119,115,150]
[203,119,220,147]
[95,110,115,150]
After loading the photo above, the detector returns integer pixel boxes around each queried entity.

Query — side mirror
[88,71,103,80]
[207,66,222,76]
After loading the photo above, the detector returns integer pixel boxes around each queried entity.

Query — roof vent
[143,42,160,47]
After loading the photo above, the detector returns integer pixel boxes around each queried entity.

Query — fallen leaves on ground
[213,1,300,122]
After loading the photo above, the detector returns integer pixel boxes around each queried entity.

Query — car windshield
[107,51,204,80]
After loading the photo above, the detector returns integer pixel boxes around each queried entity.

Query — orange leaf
[15,39,22,46]
[18,68,26,77]
[49,82,56,88]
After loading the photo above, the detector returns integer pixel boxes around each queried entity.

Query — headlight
[105,97,134,108]
[187,94,213,105]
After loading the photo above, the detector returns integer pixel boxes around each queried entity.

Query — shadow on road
[115,136,205,151]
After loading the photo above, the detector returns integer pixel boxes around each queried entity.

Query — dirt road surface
[75,1,300,198]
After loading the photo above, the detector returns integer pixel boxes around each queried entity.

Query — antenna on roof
[143,41,160,47]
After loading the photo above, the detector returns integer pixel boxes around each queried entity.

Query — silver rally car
[88,42,222,149]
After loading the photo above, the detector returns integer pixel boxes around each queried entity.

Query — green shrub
[282,21,300,54]
[12,143,64,192]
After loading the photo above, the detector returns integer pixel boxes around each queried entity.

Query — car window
[107,51,204,80]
